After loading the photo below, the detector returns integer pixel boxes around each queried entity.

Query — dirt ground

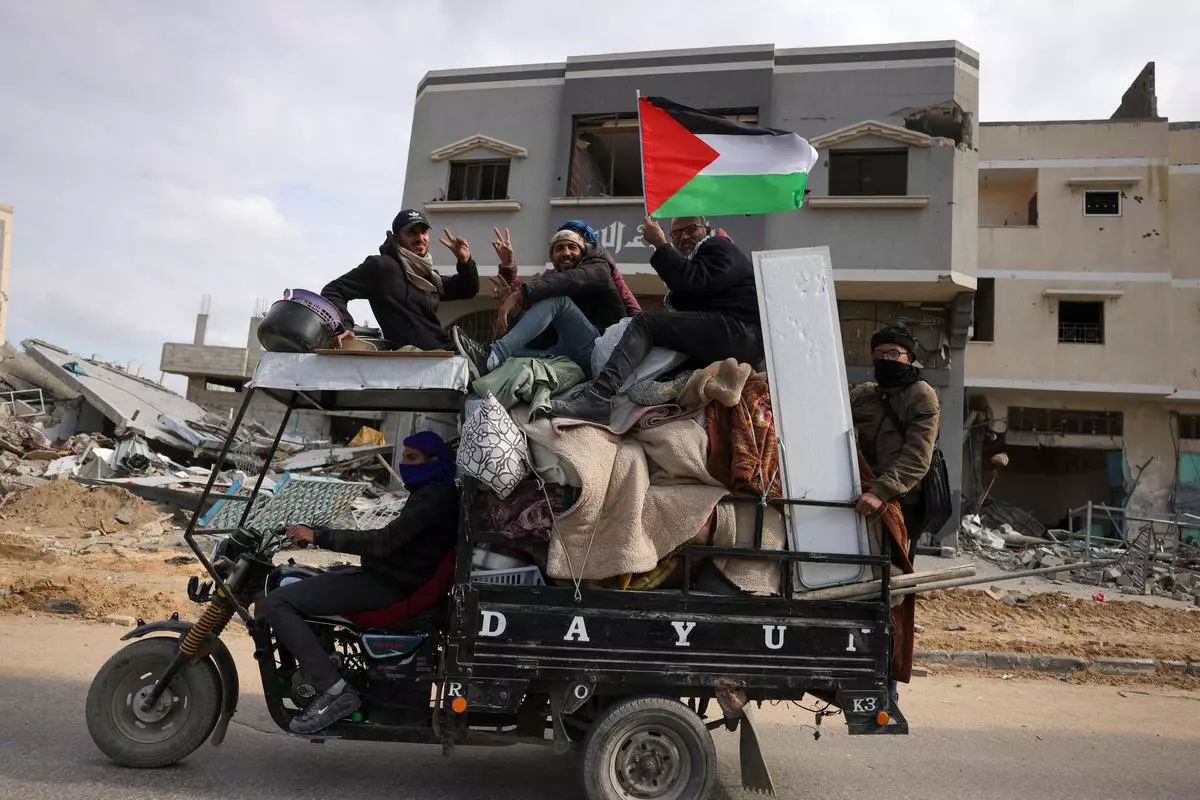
[0,481,196,622]
[1,483,1198,676]
[916,588,1200,662]
[0,480,163,532]
[0,539,196,622]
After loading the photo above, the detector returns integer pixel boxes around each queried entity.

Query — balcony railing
[1058,322,1104,345]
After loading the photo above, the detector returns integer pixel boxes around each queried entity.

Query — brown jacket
[850,380,940,504]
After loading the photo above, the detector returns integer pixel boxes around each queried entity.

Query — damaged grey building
[402,40,979,543]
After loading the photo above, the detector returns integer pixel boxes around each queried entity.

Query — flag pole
[636,89,650,220]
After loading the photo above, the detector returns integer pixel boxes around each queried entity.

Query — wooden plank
[753,247,869,589]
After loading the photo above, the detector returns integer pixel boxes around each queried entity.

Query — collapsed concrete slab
[21,339,219,452]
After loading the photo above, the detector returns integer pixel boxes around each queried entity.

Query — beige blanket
[677,358,753,410]
[710,501,786,595]
[521,414,727,581]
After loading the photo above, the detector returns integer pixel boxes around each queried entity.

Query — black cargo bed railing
[466,481,896,615]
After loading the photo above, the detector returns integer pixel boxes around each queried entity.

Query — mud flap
[715,680,775,795]
[549,689,571,755]
[738,704,776,796]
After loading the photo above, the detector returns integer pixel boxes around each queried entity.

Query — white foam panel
[753,247,869,589]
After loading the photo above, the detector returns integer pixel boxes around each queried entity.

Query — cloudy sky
[0,1,1195,391]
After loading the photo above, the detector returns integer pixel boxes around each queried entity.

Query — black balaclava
[870,326,921,387]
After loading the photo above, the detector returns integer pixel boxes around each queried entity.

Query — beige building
[967,64,1200,532]
[0,203,12,343]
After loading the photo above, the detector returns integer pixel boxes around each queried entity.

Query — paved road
[2,617,1198,800]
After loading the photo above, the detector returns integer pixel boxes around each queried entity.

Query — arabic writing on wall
[595,220,649,256]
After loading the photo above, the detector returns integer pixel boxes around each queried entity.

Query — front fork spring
[179,600,234,658]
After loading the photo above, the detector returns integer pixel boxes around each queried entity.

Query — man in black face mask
[849,326,941,560]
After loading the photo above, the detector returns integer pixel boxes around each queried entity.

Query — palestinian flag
[639,95,819,218]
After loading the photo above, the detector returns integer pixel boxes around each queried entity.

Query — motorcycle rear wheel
[86,637,222,768]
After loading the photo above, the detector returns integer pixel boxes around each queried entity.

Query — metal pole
[803,564,976,601]
[236,399,294,529]
[889,560,1106,598]
[1085,501,1093,563]
[635,89,650,220]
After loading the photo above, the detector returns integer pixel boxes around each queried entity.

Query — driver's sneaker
[451,326,493,380]
[289,684,361,735]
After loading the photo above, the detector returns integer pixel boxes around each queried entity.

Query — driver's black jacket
[312,480,458,590]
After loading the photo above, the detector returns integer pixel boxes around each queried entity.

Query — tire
[85,637,223,768]
[582,696,716,800]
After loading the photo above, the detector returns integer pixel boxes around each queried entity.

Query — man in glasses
[849,326,941,559]
[552,215,762,423]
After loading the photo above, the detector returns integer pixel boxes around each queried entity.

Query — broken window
[1178,414,1200,440]
[448,309,500,348]
[1057,301,1104,344]
[569,110,757,198]
[447,160,510,202]
[970,278,995,342]
[828,149,908,196]
[569,115,641,197]
[838,301,949,370]
[1083,190,1121,217]
[1007,408,1124,437]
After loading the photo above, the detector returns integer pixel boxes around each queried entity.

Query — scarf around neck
[386,232,443,295]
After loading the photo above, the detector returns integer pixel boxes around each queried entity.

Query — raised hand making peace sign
[438,228,471,263]
[491,227,516,267]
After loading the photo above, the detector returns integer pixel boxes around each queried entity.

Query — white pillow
[456,393,529,499]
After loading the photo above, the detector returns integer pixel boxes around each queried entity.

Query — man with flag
[551,213,763,422]
[552,96,819,423]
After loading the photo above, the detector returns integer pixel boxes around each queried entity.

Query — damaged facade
[968,63,1200,547]
[402,40,980,545]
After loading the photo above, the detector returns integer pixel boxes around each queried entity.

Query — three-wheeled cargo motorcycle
[85,351,908,800]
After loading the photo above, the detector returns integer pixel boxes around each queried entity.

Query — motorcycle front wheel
[86,637,222,768]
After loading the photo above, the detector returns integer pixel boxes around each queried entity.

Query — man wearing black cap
[321,209,479,351]
[849,326,941,559]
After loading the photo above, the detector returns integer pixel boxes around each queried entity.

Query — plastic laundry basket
[470,566,545,586]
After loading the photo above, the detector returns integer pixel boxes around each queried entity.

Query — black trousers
[258,567,410,691]
[594,311,764,396]
[901,502,924,566]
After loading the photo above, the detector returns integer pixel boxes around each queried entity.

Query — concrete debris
[0,336,423,570]
[44,599,83,615]
[959,505,1200,600]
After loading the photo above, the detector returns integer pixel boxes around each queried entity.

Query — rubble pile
[959,511,1200,603]
[0,338,410,564]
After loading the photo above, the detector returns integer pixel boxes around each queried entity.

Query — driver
[258,431,459,734]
